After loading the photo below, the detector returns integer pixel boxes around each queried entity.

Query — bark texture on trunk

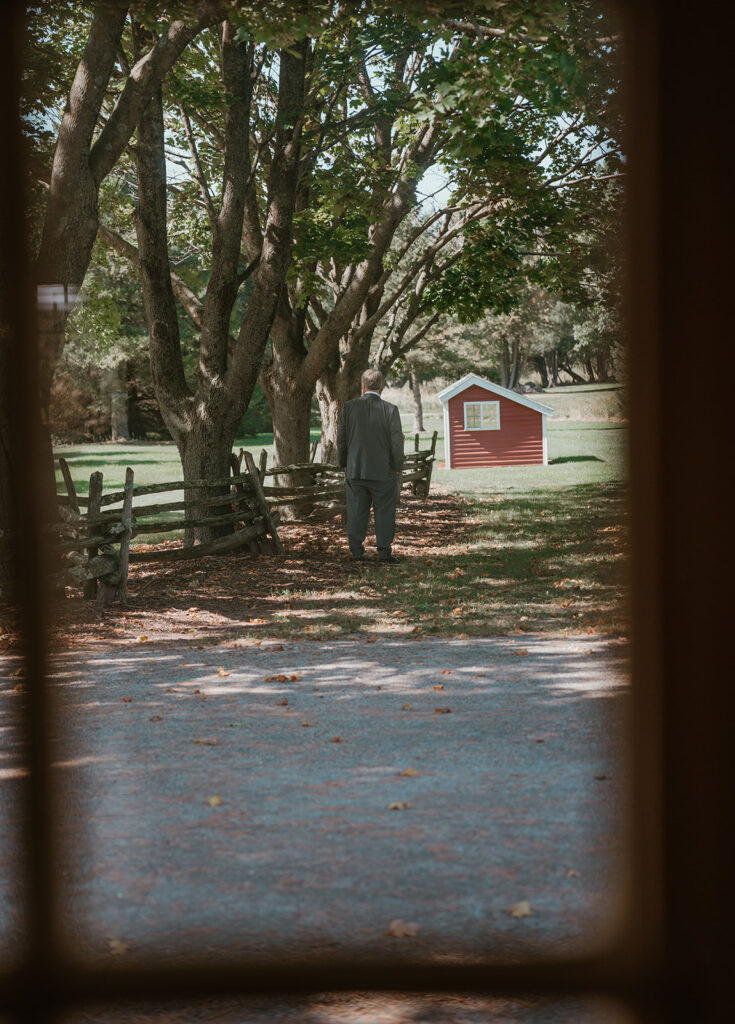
[178,422,234,545]
[532,355,549,388]
[546,349,560,386]
[107,361,130,441]
[127,28,306,540]
[409,362,424,433]
[596,351,611,381]
[316,364,364,465]
[500,335,523,389]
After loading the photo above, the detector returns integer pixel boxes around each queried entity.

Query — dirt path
[2,634,626,983]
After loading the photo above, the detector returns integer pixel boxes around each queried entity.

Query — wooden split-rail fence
[53,431,438,605]
[54,451,281,606]
[233,430,439,520]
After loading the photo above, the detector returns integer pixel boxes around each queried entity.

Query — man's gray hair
[361,368,385,393]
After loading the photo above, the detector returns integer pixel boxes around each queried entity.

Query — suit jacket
[337,392,404,481]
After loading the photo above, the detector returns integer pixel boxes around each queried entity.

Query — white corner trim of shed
[436,373,554,469]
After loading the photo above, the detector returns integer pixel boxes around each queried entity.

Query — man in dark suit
[337,368,404,563]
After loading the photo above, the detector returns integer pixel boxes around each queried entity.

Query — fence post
[57,456,79,514]
[84,471,103,598]
[310,439,318,462]
[117,467,134,605]
[258,448,268,481]
[423,430,438,496]
[243,450,284,554]
[414,432,419,451]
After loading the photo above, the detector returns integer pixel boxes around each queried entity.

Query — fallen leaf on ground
[595,774,609,781]
[331,737,342,743]
[149,715,162,722]
[206,795,223,807]
[512,649,529,657]
[121,697,132,703]
[135,635,147,643]
[217,667,231,677]
[399,768,420,777]
[301,721,311,727]
[509,900,532,918]
[289,673,301,681]
[566,868,581,877]
[401,703,413,711]
[441,669,451,675]
[388,801,411,810]
[452,608,463,615]
[386,919,420,937]
[276,698,288,706]
[432,684,445,691]
[434,707,453,714]
[108,939,130,955]
[192,738,218,746]
[365,637,377,643]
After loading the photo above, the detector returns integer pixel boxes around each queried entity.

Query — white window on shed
[464,400,500,430]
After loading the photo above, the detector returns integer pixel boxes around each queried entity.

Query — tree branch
[179,104,218,231]
[97,222,205,330]
[90,4,224,185]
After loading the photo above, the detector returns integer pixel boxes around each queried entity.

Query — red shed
[437,373,553,469]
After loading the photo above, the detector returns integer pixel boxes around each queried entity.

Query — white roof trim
[436,372,554,416]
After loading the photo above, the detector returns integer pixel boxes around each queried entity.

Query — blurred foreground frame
[0,0,730,1020]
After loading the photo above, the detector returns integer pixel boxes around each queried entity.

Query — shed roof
[436,373,554,417]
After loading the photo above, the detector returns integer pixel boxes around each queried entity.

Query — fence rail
[52,431,437,604]
[53,455,281,606]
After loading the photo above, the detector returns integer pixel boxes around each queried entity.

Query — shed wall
[447,384,544,467]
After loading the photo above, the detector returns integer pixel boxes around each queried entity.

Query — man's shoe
[378,554,399,564]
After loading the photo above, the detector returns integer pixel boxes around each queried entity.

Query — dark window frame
[1,0,730,1019]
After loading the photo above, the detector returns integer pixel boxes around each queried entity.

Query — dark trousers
[346,476,399,558]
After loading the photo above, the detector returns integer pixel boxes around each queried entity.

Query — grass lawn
[54,417,628,639]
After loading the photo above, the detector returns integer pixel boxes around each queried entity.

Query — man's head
[361,368,385,394]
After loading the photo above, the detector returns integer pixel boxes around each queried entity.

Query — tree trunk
[261,371,314,509]
[106,360,130,441]
[316,367,363,465]
[559,362,587,384]
[546,349,560,387]
[508,337,523,389]
[584,357,596,382]
[532,355,549,388]
[596,351,610,381]
[500,336,511,388]
[177,421,236,546]
[408,362,424,432]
